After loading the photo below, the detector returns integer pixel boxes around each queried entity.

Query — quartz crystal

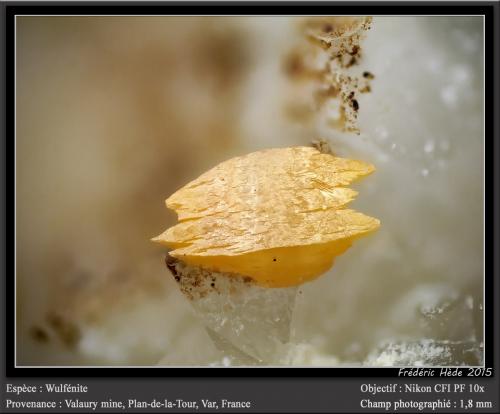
[165,256,297,363]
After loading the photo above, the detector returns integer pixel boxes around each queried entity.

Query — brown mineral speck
[283,48,328,82]
[30,326,49,343]
[346,56,357,68]
[306,35,331,51]
[363,71,375,79]
[352,99,359,111]
[211,282,215,287]
[322,23,333,33]
[311,138,334,155]
[46,312,80,348]
[360,85,371,93]
[284,51,305,78]
[314,85,339,105]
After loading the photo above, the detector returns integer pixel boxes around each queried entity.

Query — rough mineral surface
[165,255,297,363]
[153,146,380,287]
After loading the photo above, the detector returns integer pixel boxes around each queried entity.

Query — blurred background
[16,16,484,366]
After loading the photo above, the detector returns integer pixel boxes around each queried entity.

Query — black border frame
[3,1,497,379]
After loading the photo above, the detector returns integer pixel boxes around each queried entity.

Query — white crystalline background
[16,16,483,366]
[243,16,483,367]
[290,17,484,367]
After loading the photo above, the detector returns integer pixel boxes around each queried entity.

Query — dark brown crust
[285,17,374,134]
[163,254,255,301]
[165,253,180,281]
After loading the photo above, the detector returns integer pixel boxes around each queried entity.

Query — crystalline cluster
[365,339,482,367]
[154,147,380,287]
[366,288,483,367]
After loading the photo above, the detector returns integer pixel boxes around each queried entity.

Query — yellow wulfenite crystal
[153,147,380,287]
